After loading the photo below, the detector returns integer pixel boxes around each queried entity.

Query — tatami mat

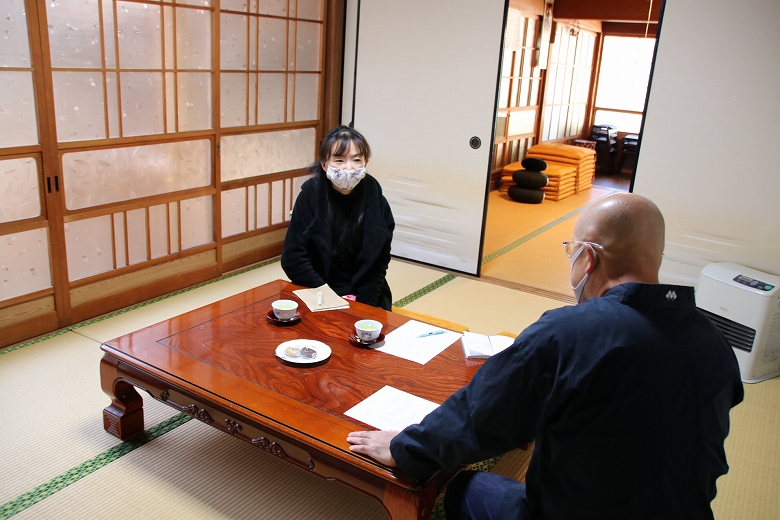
[711,377,780,519]
[482,187,613,257]
[401,276,566,336]
[387,258,452,303]
[0,332,176,504]
[12,420,389,520]
[3,248,779,520]
[481,188,614,296]
[492,447,534,483]
[482,217,576,296]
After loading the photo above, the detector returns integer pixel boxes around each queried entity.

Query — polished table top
[102,279,482,490]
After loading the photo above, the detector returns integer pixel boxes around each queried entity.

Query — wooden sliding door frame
[0,0,346,349]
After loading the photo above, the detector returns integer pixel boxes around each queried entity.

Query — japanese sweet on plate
[275,339,331,364]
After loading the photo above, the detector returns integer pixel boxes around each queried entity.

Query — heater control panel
[733,274,775,292]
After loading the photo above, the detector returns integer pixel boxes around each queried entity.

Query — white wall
[634,0,780,286]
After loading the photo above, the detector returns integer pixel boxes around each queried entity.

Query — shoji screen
[345,0,507,274]
[634,0,780,284]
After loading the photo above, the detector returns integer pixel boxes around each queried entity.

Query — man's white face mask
[325,165,366,192]
[569,243,590,303]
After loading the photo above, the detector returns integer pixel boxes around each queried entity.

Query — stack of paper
[293,284,350,312]
[461,331,514,359]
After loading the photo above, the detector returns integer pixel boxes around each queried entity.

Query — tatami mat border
[1,258,282,356]
[0,413,193,520]
[481,205,590,265]
[392,274,457,308]
[0,328,74,356]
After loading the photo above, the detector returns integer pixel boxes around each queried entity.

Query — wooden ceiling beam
[601,21,658,38]
[552,0,661,23]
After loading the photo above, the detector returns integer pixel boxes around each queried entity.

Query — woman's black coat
[281,173,394,310]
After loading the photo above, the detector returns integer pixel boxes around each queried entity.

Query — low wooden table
[101,280,482,519]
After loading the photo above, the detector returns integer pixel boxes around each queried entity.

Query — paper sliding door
[346,0,507,274]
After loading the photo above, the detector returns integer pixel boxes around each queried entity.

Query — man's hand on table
[347,430,399,466]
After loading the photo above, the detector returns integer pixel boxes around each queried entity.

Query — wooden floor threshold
[478,275,576,304]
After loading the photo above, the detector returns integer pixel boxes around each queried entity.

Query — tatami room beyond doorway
[481,169,630,301]
[482,0,654,296]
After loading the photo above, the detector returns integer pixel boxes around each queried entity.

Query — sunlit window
[593,36,656,133]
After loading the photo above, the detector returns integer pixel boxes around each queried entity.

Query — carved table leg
[100,355,144,440]
[383,484,435,520]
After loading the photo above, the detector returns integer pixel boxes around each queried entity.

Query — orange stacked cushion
[526,143,597,193]
[538,163,577,201]
[500,161,525,193]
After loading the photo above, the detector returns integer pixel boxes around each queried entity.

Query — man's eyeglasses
[562,241,604,258]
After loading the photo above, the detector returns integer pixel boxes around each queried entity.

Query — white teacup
[355,319,383,342]
[272,299,298,321]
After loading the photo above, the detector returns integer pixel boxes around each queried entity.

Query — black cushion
[521,157,548,172]
[512,169,549,189]
[508,185,545,204]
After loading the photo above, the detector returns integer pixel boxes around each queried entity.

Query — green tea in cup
[355,319,383,341]
[272,299,298,320]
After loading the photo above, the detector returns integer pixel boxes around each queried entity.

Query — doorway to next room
[481,2,656,299]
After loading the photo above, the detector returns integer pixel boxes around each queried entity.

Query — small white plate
[275,339,332,364]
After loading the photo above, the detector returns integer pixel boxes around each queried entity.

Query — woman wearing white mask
[282,126,395,310]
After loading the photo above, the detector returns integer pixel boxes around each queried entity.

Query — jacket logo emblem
[665,290,677,301]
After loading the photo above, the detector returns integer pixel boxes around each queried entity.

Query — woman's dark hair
[317,126,372,165]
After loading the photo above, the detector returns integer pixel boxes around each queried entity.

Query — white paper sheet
[376,319,462,365]
[344,385,439,431]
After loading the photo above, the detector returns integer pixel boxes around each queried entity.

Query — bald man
[347,193,743,520]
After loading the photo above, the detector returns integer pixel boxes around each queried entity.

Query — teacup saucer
[349,332,385,348]
[266,310,301,326]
